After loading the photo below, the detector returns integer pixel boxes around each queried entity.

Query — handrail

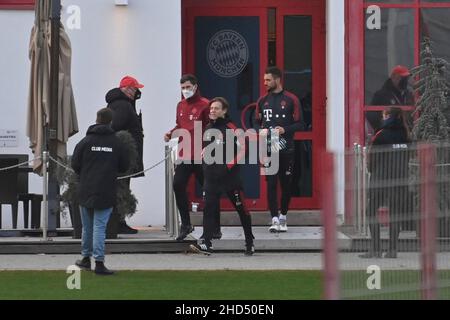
[165,145,179,238]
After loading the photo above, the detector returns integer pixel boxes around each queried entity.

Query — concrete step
[189,226,351,251]
[190,210,322,226]
[0,226,351,254]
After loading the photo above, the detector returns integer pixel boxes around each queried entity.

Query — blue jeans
[80,206,112,262]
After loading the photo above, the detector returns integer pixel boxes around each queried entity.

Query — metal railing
[1,146,180,240]
[326,142,450,300]
[165,145,180,238]
[353,143,369,236]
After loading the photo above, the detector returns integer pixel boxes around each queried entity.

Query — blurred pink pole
[322,151,339,300]
[419,143,437,300]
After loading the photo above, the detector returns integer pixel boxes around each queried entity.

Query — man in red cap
[368,65,414,132]
[105,75,145,234]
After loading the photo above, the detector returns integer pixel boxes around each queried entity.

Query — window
[347,0,450,145]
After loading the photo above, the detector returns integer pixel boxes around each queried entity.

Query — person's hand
[274,126,285,135]
[259,128,269,137]
[164,132,171,142]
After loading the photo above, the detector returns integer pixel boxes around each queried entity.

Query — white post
[171,148,180,237]
[362,146,368,236]
[354,143,361,234]
[42,151,48,241]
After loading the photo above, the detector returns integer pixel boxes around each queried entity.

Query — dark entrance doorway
[183,0,326,210]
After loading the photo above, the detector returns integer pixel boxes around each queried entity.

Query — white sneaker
[269,217,280,233]
[279,218,288,232]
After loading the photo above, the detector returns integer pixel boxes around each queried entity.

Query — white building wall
[0,0,346,229]
[0,9,40,229]
[326,0,346,218]
[0,0,182,228]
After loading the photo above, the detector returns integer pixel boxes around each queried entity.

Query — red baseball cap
[119,76,144,88]
[391,65,411,77]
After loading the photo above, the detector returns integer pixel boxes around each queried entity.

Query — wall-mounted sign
[0,130,18,147]
[207,29,249,78]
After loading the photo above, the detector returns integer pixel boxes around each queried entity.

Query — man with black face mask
[106,76,145,234]
[368,66,414,132]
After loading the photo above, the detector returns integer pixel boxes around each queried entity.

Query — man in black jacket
[72,108,129,275]
[360,107,410,259]
[254,66,303,233]
[367,65,414,133]
[106,76,144,234]
[190,97,255,256]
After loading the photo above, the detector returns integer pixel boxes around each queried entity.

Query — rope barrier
[0,148,175,179]
[47,155,74,173]
[0,156,42,172]
[47,152,171,180]
[117,153,170,180]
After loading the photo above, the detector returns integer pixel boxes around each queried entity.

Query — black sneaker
[94,261,115,276]
[244,244,255,256]
[75,256,91,270]
[189,243,213,255]
[176,225,194,241]
[118,221,138,234]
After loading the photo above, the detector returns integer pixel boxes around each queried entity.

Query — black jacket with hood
[368,117,410,183]
[371,78,414,107]
[368,79,414,132]
[106,88,144,177]
[71,124,129,209]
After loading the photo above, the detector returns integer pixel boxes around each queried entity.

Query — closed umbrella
[27,0,78,238]
[56,24,78,159]
[27,0,78,174]
[27,0,50,173]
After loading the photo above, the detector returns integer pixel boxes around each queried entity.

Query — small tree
[411,37,450,236]
[411,37,450,142]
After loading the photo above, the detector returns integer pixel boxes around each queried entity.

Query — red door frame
[344,0,450,222]
[0,0,34,10]
[346,0,450,149]
[182,0,326,210]
[276,3,326,209]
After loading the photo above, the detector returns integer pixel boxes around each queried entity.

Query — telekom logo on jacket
[263,109,273,121]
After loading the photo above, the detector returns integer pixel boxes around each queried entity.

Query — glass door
[183,1,326,210]
[276,5,326,209]
[184,7,268,210]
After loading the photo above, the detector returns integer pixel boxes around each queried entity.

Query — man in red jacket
[164,74,216,241]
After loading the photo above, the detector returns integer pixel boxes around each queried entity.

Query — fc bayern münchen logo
[207,30,249,78]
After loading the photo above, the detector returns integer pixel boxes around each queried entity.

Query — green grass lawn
[2,270,448,300]
[0,270,323,300]
[341,270,450,300]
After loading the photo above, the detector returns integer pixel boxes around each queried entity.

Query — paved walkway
[1,252,449,271]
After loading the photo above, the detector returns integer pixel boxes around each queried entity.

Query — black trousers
[173,163,204,226]
[203,189,254,246]
[266,153,295,218]
[120,178,131,223]
[367,185,409,254]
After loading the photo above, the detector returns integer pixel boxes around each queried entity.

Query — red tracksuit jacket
[169,92,210,161]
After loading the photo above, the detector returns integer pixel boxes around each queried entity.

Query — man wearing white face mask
[165,74,220,241]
